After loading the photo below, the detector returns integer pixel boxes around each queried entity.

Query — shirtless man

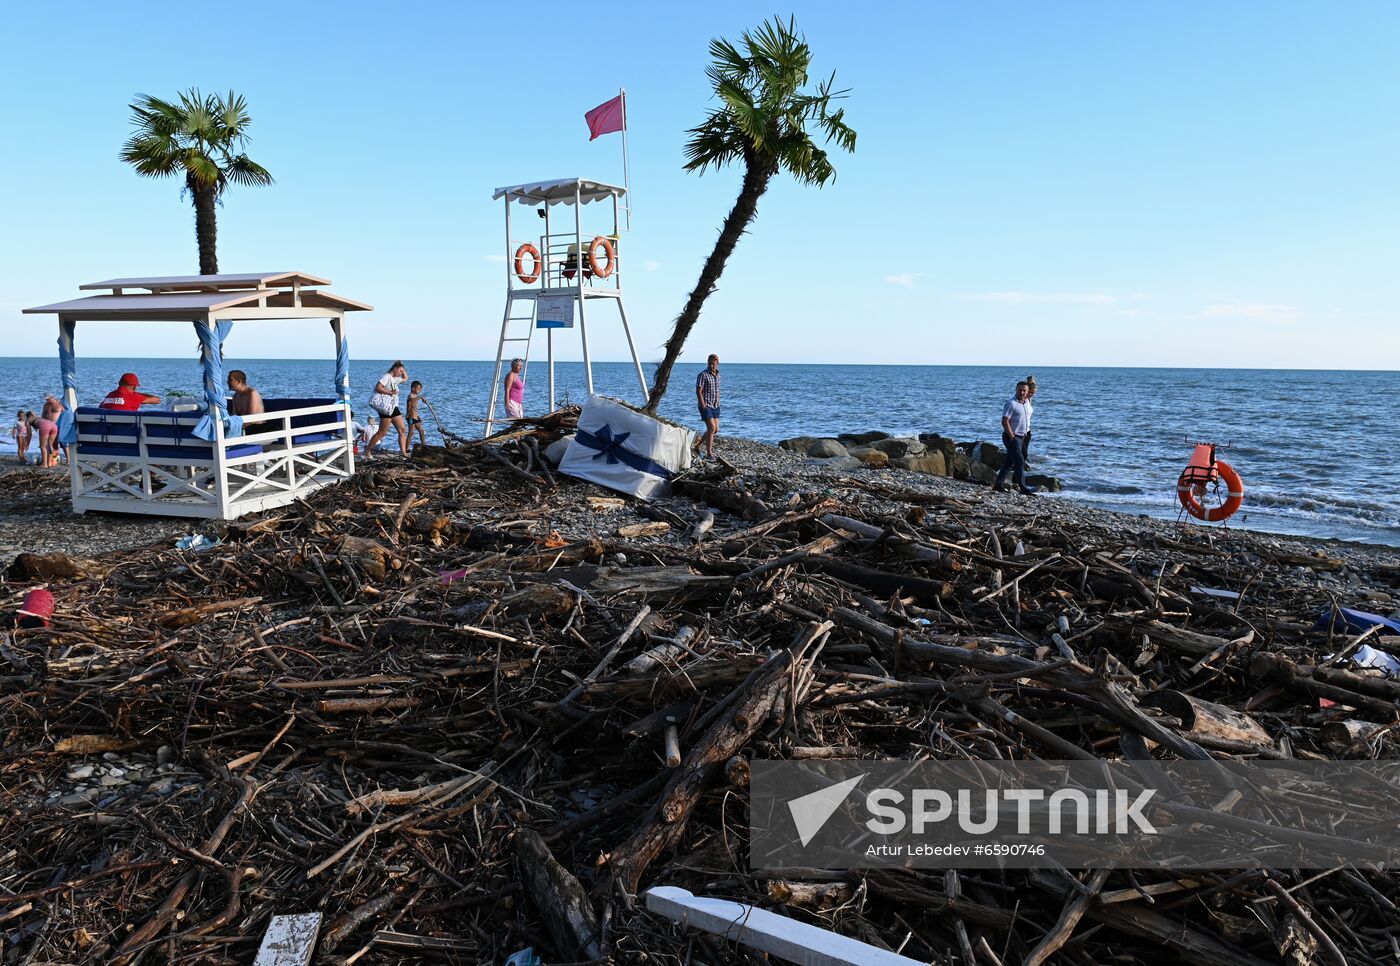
[227,370,265,427]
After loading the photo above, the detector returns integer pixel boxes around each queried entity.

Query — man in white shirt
[993,381,1036,494]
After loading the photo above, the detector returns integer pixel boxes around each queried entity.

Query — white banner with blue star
[559,394,694,500]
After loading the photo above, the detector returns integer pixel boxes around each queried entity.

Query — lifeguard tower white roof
[492,178,626,206]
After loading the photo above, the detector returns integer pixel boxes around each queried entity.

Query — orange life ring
[587,236,616,279]
[1177,458,1244,522]
[514,243,541,284]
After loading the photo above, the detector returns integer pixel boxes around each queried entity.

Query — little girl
[10,410,30,464]
[352,413,376,454]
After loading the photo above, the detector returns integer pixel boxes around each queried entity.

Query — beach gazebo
[23,272,371,520]
[484,178,650,434]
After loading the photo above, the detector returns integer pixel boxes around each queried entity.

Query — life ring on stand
[1177,459,1244,522]
[587,236,616,279]
[514,243,541,284]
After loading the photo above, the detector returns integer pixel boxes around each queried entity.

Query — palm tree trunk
[644,160,774,414]
[190,177,219,275]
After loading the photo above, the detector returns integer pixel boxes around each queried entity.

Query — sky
[0,0,1396,369]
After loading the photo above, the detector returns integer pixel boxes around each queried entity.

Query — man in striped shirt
[695,353,721,460]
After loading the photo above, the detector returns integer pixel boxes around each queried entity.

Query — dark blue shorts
[699,406,720,421]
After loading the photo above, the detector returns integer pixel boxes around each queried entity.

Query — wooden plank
[646,887,925,966]
[253,913,321,966]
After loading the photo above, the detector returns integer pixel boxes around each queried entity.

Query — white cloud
[1200,301,1303,324]
[885,273,920,289]
[644,259,662,272]
[957,291,1119,305]
[483,254,507,263]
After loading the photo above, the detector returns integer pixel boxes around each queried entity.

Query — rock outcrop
[776,429,1064,491]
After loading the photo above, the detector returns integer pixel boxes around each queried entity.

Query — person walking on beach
[366,361,410,457]
[98,372,161,411]
[504,359,525,420]
[1021,375,1038,468]
[694,353,721,460]
[11,410,31,464]
[406,381,427,451]
[993,380,1037,495]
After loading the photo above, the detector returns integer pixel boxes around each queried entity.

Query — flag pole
[620,87,631,231]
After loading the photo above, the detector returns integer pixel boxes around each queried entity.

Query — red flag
[585,94,625,140]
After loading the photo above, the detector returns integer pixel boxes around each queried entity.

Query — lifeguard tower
[24,272,369,520]
[484,178,649,435]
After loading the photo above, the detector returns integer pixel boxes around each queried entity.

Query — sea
[2,358,1397,547]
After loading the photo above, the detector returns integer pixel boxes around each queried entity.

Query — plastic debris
[1351,643,1400,677]
[17,588,55,629]
[175,534,221,552]
[1191,586,1241,600]
[1320,605,1400,636]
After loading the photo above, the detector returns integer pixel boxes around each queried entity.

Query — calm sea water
[2,358,1397,546]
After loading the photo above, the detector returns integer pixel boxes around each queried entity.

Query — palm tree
[644,17,856,413]
[120,89,274,275]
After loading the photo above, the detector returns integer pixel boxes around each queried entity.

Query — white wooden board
[646,887,924,966]
[253,913,321,966]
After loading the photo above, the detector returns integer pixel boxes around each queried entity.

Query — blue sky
[1,0,1396,369]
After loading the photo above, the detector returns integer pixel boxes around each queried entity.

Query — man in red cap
[99,373,161,411]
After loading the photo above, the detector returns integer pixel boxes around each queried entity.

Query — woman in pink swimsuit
[31,413,58,467]
[504,358,525,419]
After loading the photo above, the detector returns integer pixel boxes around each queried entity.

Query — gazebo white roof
[492,178,626,206]
[78,271,331,292]
[24,273,372,321]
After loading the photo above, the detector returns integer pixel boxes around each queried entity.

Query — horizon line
[0,356,1397,375]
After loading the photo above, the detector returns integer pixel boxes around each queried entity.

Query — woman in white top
[366,361,410,457]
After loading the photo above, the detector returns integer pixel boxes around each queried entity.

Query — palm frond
[682,113,745,174]
[224,154,275,187]
[183,150,223,188]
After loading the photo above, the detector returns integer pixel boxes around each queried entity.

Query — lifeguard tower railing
[24,272,372,520]
[485,179,648,435]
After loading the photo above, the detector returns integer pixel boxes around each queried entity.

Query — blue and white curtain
[55,320,78,444]
[333,322,351,402]
[191,319,243,440]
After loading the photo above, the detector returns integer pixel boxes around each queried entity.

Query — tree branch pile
[3,411,1399,964]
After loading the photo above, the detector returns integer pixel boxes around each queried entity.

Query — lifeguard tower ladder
[484,178,649,435]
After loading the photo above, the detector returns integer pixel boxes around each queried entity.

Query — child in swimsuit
[406,381,427,452]
[10,410,30,464]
